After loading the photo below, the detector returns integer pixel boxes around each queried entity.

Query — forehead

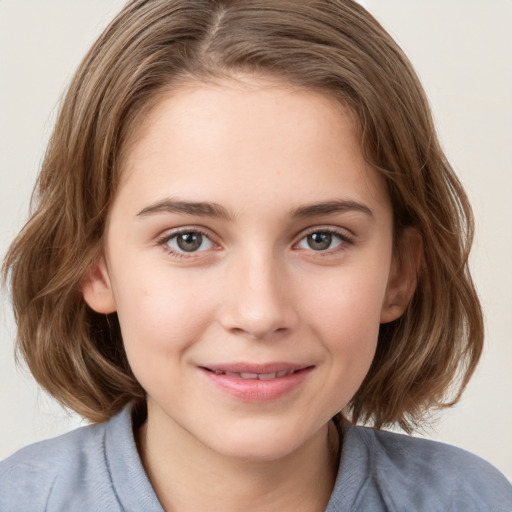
[115,78,390,216]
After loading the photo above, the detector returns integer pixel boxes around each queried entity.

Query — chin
[213,439,298,463]
[200,419,322,463]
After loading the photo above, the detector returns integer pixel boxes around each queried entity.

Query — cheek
[304,265,388,336]
[300,265,388,385]
[112,271,215,363]
[114,279,217,401]
[314,291,381,412]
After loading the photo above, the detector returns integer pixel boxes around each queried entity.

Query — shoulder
[0,415,123,512]
[337,423,512,511]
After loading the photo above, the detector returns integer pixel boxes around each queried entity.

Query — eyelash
[293,227,354,255]
[156,228,218,259]
[156,226,354,259]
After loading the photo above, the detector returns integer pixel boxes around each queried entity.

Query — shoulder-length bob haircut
[3,0,483,430]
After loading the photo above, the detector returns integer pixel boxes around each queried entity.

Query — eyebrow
[137,199,232,220]
[136,198,373,221]
[292,200,374,219]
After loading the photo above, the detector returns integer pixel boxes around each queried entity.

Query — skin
[83,77,417,512]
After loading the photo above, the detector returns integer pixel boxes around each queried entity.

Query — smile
[209,369,297,380]
[200,364,314,402]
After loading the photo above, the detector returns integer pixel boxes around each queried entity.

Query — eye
[164,230,214,253]
[296,230,347,251]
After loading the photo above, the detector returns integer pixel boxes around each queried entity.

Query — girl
[1,0,511,510]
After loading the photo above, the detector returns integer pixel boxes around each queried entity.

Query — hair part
[3,0,483,430]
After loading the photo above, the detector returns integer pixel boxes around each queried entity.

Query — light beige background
[1,0,511,480]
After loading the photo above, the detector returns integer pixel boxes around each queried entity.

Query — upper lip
[200,362,313,374]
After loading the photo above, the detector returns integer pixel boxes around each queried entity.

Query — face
[84,78,413,462]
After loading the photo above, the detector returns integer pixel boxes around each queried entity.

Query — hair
[3,0,483,431]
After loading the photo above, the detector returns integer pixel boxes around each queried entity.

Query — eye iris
[307,232,332,250]
[177,232,203,252]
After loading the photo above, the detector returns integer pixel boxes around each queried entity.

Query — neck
[135,407,340,512]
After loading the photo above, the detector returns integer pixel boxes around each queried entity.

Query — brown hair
[2,0,483,430]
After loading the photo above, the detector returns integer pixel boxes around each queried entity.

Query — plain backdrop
[1,0,511,480]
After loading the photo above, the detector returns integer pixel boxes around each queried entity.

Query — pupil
[308,233,332,250]
[177,232,202,252]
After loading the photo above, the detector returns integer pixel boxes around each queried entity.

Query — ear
[81,256,117,314]
[380,228,423,324]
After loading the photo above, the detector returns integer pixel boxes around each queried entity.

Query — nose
[218,251,298,340]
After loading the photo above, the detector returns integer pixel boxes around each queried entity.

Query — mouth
[199,363,314,402]
[202,368,301,380]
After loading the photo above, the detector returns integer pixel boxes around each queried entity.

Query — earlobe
[81,257,117,314]
[380,228,423,324]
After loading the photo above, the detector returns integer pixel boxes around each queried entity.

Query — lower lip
[200,367,313,402]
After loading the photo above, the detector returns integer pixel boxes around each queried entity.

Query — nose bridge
[219,244,297,339]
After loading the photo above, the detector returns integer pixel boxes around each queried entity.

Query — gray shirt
[1,406,511,511]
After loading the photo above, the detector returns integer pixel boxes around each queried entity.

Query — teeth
[240,372,259,379]
[211,369,297,379]
[258,372,277,380]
